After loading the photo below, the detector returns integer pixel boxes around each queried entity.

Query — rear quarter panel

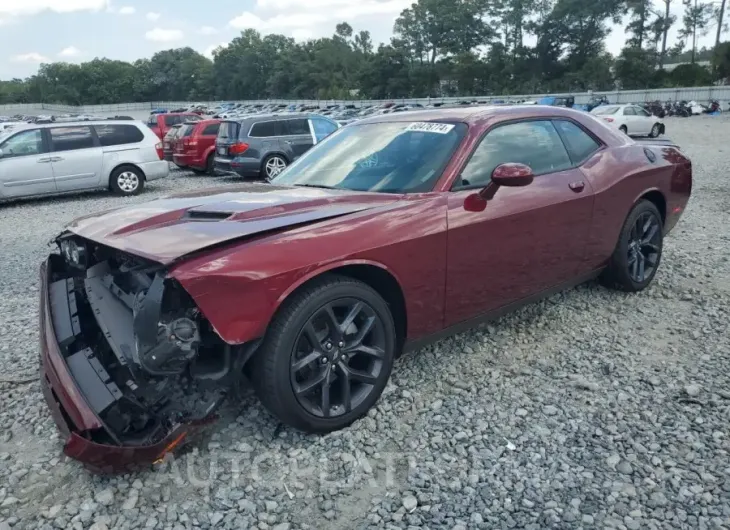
[170,196,448,345]
[579,143,691,270]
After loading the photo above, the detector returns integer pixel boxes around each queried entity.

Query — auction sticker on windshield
[405,122,455,134]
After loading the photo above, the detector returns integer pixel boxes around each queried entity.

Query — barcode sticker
[405,122,455,134]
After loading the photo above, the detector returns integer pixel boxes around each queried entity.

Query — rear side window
[217,121,240,141]
[311,118,338,142]
[249,120,284,137]
[164,115,181,127]
[201,123,220,136]
[49,126,95,152]
[146,115,158,127]
[553,120,600,164]
[285,118,310,135]
[94,124,144,147]
[179,124,195,137]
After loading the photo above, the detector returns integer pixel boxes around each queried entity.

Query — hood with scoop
[65,183,403,263]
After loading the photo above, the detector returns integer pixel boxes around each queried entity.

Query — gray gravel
[1,118,730,529]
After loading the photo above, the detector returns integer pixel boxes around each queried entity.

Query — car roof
[20,120,144,129]
[355,105,593,125]
[227,113,334,123]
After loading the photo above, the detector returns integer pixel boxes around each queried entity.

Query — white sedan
[591,104,665,138]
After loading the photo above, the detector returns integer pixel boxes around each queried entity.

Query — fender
[274,258,404,308]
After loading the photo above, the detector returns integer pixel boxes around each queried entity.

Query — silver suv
[0,120,169,200]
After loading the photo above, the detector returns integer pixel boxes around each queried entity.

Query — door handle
[51,156,64,162]
[37,157,52,163]
[284,140,292,145]
[569,181,585,192]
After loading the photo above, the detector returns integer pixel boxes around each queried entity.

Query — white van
[0,120,168,200]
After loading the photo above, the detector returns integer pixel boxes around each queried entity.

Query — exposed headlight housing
[59,238,87,269]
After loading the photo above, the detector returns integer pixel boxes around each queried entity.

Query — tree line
[1,0,730,105]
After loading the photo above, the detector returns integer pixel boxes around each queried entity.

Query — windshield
[592,106,620,115]
[271,121,467,193]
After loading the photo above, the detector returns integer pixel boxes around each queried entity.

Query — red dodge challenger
[39,106,692,472]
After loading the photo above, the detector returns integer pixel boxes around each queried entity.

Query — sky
[0,0,723,80]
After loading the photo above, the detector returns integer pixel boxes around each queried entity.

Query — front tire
[600,200,663,292]
[110,166,144,196]
[252,275,396,433]
[649,124,661,138]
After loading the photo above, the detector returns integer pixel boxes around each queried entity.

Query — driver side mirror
[478,162,534,200]
[464,163,534,212]
[488,163,534,189]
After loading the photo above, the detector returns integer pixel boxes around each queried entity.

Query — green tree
[679,0,714,64]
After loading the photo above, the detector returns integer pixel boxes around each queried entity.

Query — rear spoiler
[631,137,680,149]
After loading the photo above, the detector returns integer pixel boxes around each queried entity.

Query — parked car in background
[537,95,575,108]
[591,104,664,137]
[214,114,339,179]
[162,124,183,163]
[173,119,221,175]
[0,120,168,200]
[146,112,202,140]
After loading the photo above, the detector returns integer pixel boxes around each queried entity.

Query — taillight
[603,117,614,122]
[155,142,163,160]
[229,142,249,155]
[182,138,198,148]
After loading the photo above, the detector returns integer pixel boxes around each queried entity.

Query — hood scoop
[183,210,233,221]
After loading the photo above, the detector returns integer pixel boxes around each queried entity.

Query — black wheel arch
[268,264,407,357]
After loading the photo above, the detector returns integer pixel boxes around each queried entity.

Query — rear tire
[206,153,216,175]
[600,200,663,292]
[251,275,396,433]
[262,154,288,180]
[110,166,144,196]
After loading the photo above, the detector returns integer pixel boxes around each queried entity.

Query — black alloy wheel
[251,275,396,433]
[600,199,663,292]
[290,299,386,418]
[626,211,661,284]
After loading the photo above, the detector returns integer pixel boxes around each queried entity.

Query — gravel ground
[1,117,729,530]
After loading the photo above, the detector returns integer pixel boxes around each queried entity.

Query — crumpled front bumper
[38,257,206,473]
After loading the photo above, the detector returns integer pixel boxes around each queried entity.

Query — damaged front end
[40,233,256,472]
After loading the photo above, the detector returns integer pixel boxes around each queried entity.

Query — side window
[623,107,636,116]
[164,115,184,127]
[94,124,144,147]
[553,120,601,164]
[311,118,338,142]
[458,121,572,189]
[185,114,202,122]
[250,121,278,137]
[201,123,220,136]
[0,129,43,158]
[285,118,310,135]
[49,127,95,152]
[636,107,650,117]
[146,115,158,127]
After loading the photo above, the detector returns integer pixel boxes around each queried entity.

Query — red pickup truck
[146,112,202,140]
